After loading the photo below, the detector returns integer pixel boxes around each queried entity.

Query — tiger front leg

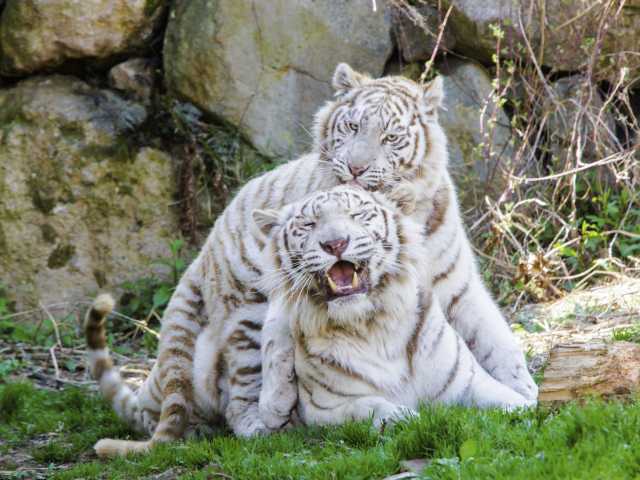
[259,300,298,430]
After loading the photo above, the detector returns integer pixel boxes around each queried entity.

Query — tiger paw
[235,417,272,438]
[387,183,417,215]
[501,390,536,412]
[370,402,417,430]
[259,384,298,430]
[492,361,539,403]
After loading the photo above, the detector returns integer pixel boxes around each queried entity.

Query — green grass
[3,382,640,479]
[0,382,133,468]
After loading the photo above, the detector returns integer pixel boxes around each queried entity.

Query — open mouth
[321,260,370,300]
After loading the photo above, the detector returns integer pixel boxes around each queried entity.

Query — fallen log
[539,341,640,402]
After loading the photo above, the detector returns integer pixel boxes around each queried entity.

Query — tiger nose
[348,164,369,178]
[320,237,350,258]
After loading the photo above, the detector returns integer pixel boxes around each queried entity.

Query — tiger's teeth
[326,274,338,293]
[352,271,359,289]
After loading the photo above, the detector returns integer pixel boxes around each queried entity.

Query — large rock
[0,76,178,310]
[425,0,640,79]
[390,3,456,63]
[164,0,393,159]
[432,59,513,202]
[0,0,167,75]
[545,75,617,166]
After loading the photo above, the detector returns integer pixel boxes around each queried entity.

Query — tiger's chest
[298,327,416,402]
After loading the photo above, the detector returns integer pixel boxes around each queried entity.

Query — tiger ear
[332,63,369,94]
[422,76,444,114]
[252,209,282,235]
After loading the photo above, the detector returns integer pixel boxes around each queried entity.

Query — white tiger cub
[255,186,532,429]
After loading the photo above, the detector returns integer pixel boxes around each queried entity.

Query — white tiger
[316,64,537,402]
[86,62,534,456]
[255,186,532,429]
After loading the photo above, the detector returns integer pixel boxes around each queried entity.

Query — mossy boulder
[0,0,168,75]
[0,76,178,309]
[163,0,393,159]
[390,3,456,63]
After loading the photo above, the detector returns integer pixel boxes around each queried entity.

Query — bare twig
[419,4,453,83]
[40,302,62,348]
[49,346,61,381]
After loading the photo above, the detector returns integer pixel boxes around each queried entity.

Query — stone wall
[0,0,637,309]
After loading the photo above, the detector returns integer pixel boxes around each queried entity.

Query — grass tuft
[0,382,30,421]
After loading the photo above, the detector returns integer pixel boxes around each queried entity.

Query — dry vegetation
[392,0,639,309]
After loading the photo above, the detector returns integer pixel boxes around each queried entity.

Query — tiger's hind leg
[431,222,538,402]
[444,270,538,402]
[149,283,203,446]
[413,300,532,412]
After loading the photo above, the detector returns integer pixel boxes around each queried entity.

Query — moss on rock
[47,244,76,269]
[0,76,178,310]
[0,0,169,75]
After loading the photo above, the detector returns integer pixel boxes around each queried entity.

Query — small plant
[612,324,640,343]
[119,239,189,320]
[0,359,21,381]
[0,283,12,320]
[114,239,193,353]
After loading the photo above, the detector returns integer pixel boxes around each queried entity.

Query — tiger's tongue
[328,261,355,288]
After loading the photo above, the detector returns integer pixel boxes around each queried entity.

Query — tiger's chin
[326,293,375,324]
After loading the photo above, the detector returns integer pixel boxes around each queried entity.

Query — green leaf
[170,239,184,257]
[63,359,78,372]
[0,359,20,379]
[152,285,172,309]
[554,243,577,258]
[174,259,186,273]
[619,242,640,258]
[459,439,478,461]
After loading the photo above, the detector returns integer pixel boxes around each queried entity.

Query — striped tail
[85,294,144,433]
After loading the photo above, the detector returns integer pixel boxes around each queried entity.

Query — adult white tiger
[255,186,532,429]
[86,63,534,456]
[315,64,537,402]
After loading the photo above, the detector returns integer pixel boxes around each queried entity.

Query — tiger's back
[85,153,337,456]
